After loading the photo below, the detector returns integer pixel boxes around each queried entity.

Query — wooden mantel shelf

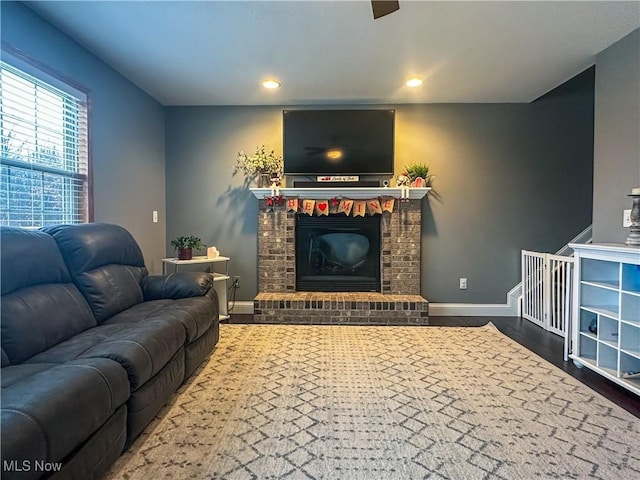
[249,187,430,200]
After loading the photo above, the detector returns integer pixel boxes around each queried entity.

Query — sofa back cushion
[44,223,148,322]
[0,227,96,364]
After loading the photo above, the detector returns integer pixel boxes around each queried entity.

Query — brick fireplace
[251,187,429,325]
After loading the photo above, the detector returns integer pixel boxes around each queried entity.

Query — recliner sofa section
[1,224,220,480]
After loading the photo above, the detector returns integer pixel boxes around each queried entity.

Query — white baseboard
[430,283,522,317]
[428,303,516,316]
[227,285,523,318]
[228,301,254,315]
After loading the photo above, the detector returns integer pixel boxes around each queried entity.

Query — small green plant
[170,235,204,251]
[402,162,434,186]
[403,162,429,180]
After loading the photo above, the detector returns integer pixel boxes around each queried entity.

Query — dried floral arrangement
[234,145,283,177]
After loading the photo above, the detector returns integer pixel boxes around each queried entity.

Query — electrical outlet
[152,210,158,223]
[623,209,632,227]
[232,276,240,289]
[459,277,468,290]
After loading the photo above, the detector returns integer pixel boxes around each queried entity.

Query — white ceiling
[26,1,640,106]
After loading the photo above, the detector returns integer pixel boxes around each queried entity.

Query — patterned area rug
[105,324,640,480]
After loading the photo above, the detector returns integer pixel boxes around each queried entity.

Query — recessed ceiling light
[262,80,281,89]
[406,78,423,88]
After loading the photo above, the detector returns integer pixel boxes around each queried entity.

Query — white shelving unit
[569,243,640,395]
[161,256,231,321]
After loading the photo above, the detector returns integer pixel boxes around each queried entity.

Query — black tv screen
[283,109,395,175]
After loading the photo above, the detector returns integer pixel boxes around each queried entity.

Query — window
[0,58,89,227]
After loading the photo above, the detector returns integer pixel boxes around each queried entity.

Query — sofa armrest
[141,273,213,301]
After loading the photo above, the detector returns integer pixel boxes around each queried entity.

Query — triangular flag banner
[301,199,315,215]
[316,200,329,216]
[338,199,354,216]
[381,196,395,213]
[353,201,367,217]
[279,196,397,216]
[367,199,383,215]
[286,198,299,212]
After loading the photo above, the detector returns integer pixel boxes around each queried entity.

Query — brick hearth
[253,191,429,325]
[254,292,428,325]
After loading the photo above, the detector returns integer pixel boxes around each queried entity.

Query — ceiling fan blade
[371,0,399,19]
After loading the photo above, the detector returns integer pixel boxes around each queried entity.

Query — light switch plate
[623,209,631,227]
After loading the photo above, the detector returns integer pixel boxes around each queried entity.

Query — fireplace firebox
[295,214,381,292]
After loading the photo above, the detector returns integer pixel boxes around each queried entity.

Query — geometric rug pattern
[105,324,640,480]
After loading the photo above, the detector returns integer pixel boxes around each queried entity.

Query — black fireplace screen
[295,214,381,292]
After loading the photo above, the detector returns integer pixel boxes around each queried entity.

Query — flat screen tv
[283,109,395,176]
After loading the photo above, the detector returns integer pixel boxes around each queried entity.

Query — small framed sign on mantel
[317,176,360,182]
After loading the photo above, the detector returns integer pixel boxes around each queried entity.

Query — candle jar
[626,188,640,246]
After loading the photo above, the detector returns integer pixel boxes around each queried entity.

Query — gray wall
[1,2,167,273]
[5,1,599,300]
[166,85,593,303]
[593,28,640,243]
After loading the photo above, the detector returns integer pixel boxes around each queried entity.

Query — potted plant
[402,162,434,188]
[233,145,283,187]
[170,235,205,261]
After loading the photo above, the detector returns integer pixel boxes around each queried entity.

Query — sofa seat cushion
[25,319,186,391]
[104,297,216,343]
[1,363,59,388]
[1,358,129,474]
[101,299,172,323]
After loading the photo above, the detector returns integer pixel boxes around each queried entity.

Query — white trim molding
[230,285,523,318]
[229,301,254,315]
[249,187,430,200]
[429,283,522,316]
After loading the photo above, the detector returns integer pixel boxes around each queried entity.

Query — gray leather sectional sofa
[1,223,220,480]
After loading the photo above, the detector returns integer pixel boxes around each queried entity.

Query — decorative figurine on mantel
[396,174,411,200]
[626,187,640,246]
[269,172,281,197]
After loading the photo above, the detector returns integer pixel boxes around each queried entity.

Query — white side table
[161,256,231,321]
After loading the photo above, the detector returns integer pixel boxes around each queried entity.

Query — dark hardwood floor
[227,314,640,418]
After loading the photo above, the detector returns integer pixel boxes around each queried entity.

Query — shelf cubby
[597,343,618,372]
[621,293,640,324]
[581,258,620,287]
[620,352,640,380]
[597,315,619,347]
[622,263,640,294]
[578,309,597,334]
[580,283,619,317]
[620,323,640,358]
[578,334,597,361]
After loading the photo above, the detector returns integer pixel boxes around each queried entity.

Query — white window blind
[0,60,89,227]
